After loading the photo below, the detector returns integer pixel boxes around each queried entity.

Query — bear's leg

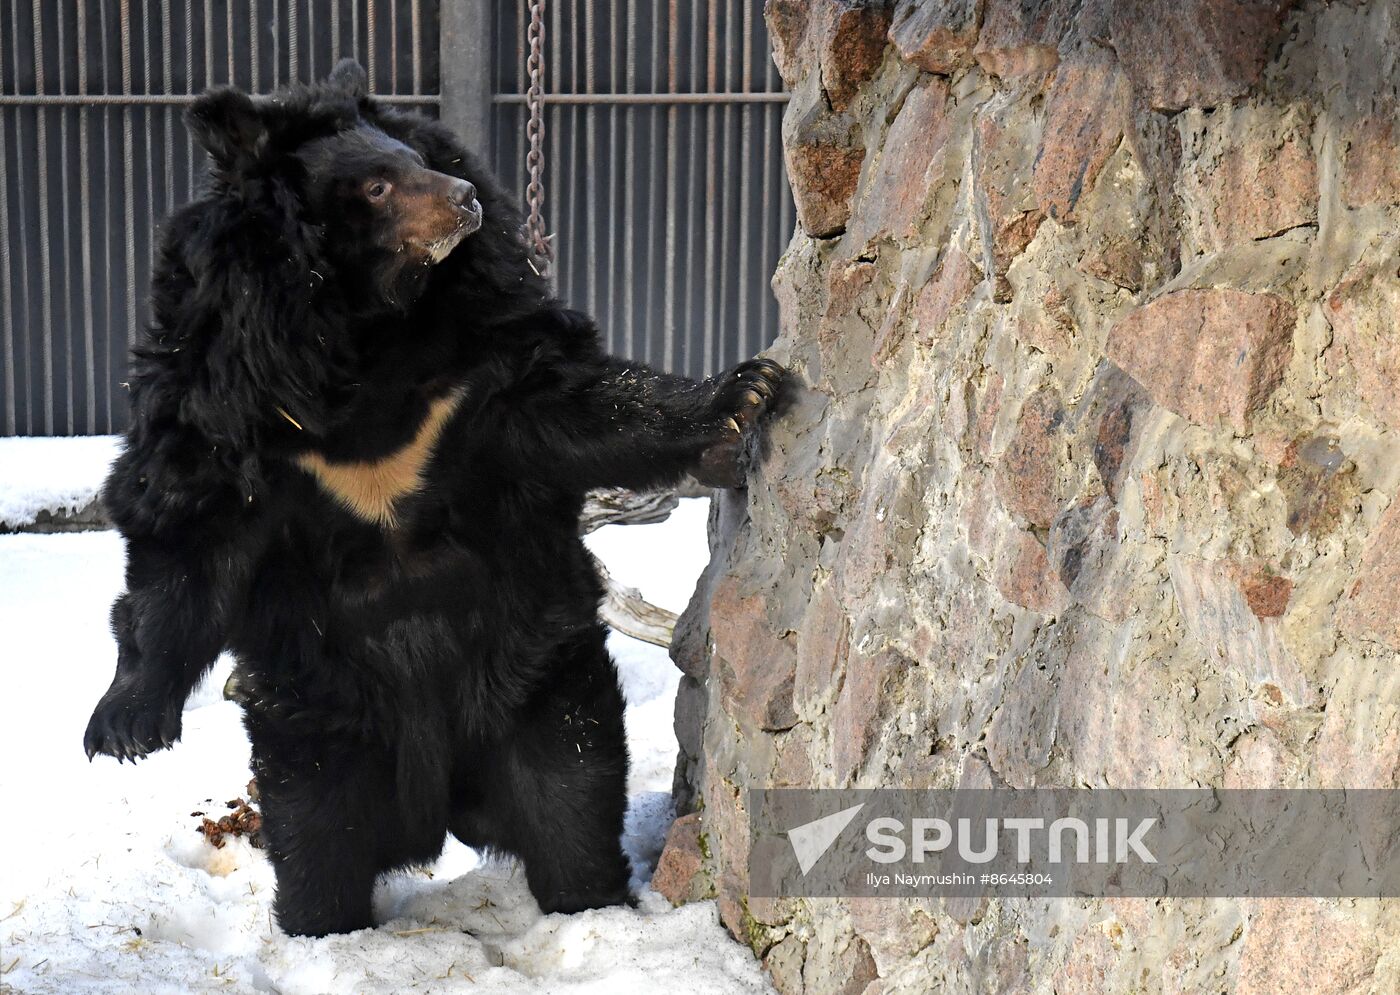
[251,745,392,937]
[453,628,633,914]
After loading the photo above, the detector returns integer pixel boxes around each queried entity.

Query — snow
[0,436,120,528]
[0,475,768,995]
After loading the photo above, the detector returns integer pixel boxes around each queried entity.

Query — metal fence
[0,1,790,436]
[489,1,792,379]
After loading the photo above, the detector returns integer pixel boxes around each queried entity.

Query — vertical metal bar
[549,0,561,293]
[288,0,298,83]
[9,0,33,432]
[249,0,259,91]
[642,0,659,364]
[331,2,341,61]
[716,0,729,373]
[605,0,620,353]
[583,0,596,319]
[687,1,702,375]
[31,0,54,433]
[77,0,97,430]
[365,0,375,91]
[549,0,563,295]
[203,0,213,87]
[308,0,317,82]
[273,0,281,89]
[703,0,718,377]
[122,0,137,419]
[56,1,76,430]
[388,0,397,93]
[99,0,115,430]
[719,0,738,370]
[162,0,173,224]
[623,0,638,358]
[515,0,527,192]
[224,0,233,86]
[143,0,157,279]
[410,0,421,95]
[352,0,359,70]
[0,4,13,433]
[735,0,754,364]
[185,0,193,196]
[661,0,678,372]
[759,97,772,351]
[564,0,578,306]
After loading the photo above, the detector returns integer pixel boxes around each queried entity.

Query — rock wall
[656,1,1400,992]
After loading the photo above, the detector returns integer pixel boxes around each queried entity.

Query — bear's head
[295,119,483,311]
[154,60,533,447]
[185,59,484,313]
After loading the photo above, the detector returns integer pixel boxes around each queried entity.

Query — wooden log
[593,556,681,648]
[582,488,683,647]
[579,487,680,535]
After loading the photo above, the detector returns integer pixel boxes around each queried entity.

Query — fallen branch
[579,488,680,535]
[580,488,683,648]
[593,556,680,648]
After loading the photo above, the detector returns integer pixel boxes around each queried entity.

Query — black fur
[83,61,786,937]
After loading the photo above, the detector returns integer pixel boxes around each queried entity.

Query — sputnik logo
[787,803,865,875]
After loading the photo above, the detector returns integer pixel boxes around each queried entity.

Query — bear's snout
[396,169,482,261]
[447,178,477,211]
[446,178,484,238]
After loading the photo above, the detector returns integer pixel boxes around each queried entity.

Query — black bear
[83,60,785,937]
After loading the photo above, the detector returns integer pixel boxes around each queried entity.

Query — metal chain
[524,0,552,277]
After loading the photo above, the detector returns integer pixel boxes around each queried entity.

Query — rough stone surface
[1236,900,1384,995]
[1032,59,1134,224]
[995,387,1066,528]
[1177,110,1319,250]
[1235,564,1294,619]
[784,80,867,238]
[972,0,1068,80]
[888,0,983,73]
[711,575,799,733]
[974,97,1044,274]
[910,247,979,347]
[1325,253,1400,432]
[667,2,1400,991]
[1341,109,1400,207]
[1106,289,1296,432]
[651,812,711,906]
[767,0,894,111]
[846,75,954,248]
[1109,1,1301,111]
[1336,499,1400,652]
[992,529,1069,615]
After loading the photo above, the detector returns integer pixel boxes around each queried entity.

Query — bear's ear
[185,87,266,167]
[328,59,369,100]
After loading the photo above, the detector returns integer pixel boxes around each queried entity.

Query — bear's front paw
[695,358,788,488]
[709,358,787,434]
[83,680,184,762]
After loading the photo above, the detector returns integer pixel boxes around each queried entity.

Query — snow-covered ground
[0,445,768,995]
[0,436,120,529]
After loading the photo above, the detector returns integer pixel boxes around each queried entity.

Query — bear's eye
[365,180,391,202]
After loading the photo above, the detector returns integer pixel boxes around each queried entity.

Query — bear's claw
[711,357,788,433]
[694,358,790,487]
[83,685,182,762]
